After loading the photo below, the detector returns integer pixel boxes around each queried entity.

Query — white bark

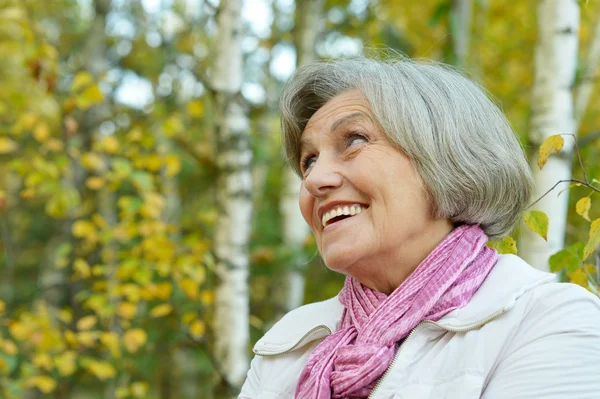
[277,0,325,316]
[451,0,473,69]
[519,0,579,272]
[212,0,251,389]
[575,15,600,131]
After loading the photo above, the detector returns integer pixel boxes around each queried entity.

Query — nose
[303,156,343,197]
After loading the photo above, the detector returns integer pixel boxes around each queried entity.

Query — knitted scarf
[295,224,497,399]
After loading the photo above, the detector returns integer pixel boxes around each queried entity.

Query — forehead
[301,90,374,144]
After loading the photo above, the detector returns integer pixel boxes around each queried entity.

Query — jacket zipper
[367,308,508,399]
[254,325,332,357]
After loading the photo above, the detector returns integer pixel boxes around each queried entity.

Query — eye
[300,154,316,174]
[346,132,368,147]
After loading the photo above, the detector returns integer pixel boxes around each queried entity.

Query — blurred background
[0,0,599,398]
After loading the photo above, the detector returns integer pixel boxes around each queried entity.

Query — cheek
[298,186,314,226]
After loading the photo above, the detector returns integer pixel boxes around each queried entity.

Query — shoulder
[253,295,344,355]
[241,297,344,398]
[521,280,600,332]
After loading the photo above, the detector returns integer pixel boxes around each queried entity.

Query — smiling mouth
[321,204,368,228]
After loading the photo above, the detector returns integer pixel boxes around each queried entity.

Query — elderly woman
[239,57,600,399]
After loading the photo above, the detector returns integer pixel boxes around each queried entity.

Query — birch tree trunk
[575,15,600,131]
[519,0,580,272]
[212,0,252,391]
[277,0,325,318]
[450,0,473,69]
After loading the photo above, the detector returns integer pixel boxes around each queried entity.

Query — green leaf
[524,210,549,241]
[130,171,154,192]
[537,135,564,169]
[549,242,584,273]
[583,218,600,260]
[487,236,518,255]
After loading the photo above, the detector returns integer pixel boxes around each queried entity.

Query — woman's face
[298,90,452,292]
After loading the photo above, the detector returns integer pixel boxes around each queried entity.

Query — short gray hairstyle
[280,56,533,240]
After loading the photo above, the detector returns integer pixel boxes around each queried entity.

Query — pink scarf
[295,224,497,398]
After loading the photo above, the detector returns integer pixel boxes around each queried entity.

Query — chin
[322,250,362,275]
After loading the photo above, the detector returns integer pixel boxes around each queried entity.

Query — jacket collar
[254,254,556,356]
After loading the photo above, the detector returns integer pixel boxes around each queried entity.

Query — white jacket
[240,255,600,399]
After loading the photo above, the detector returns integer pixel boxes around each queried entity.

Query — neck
[351,220,455,294]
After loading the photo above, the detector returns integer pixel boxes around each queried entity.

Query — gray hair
[280,56,533,240]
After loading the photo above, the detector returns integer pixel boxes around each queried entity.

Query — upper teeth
[322,205,365,227]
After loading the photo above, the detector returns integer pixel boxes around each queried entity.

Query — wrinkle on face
[297,89,453,294]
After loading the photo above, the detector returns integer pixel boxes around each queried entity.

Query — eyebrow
[300,111,372,150]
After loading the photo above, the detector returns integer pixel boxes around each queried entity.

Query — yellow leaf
[0,357,7,373]
[33,123,50,142]
[487,236,518,255]
[54,351,76,376]
[0,137,19,154]
[117,302,137,320]
[101,136,120,154]
[26,375,57,394]
[186,100,204,118]
[189,320,205,338]
[45,138,64,152]
[164,154,181,177]
[123,328,147,353]
[130,381,149,398]
[200,290,214,305]
[72,71,94,92]
[2,340,18,355]
[58,309,72,324]
[524,210,549,241]
[0,299,4,315]
[86,176,105,190]
[576,197,591,222]
[80,152,105,171]
[179,278,198,300]
[100,332,121,359]
[72,220,96,238]
[76,84,104,110]
[84,359,116,381]
[120,284,141,303]
[77,315,97,331]
[20,188,35,199]
[92,213,107,229]
[64,330,78,347]
[73,258,91,279]
[77,331,99,348]
[33,353,53,371]
[145,154,163,172]
[162,115,184,138]
[21,112,38,129]
[149,303,173,318]
[537,135,564,169]
[181,312,196,325]
[9,321,31,341]
[116,387,130,399]
[583,218,600,260]
[155,282,173,300]
[568,267,589,288]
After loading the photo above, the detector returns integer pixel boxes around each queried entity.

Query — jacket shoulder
[253,296,344,356]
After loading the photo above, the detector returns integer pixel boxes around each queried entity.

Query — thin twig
[527,178,600,209]
[564,134,588,183]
